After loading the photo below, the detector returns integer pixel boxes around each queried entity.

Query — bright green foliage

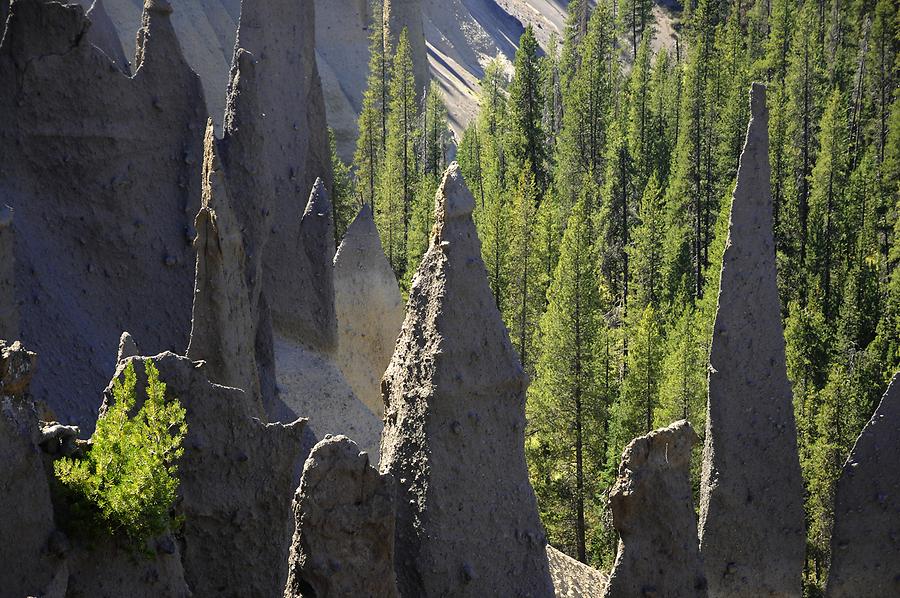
[628,173,665,311]
[377,29,419,277]
[527,194,611,565]
[54,360,187,547]
[422,81,450,178]
[329,129,358,242]
[404,173,439,291]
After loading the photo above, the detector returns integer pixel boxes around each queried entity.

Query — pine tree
[807,89,849,320]
[556,1,617,209]
[628,33,654,191]
[354,4,389,207]
[617,0,654,58]
[506,164,544,373]
[608,304,663,472]
[508,25,548,195]
[377,29,419,278]
[526,193,609,565]
[629,173,665,311]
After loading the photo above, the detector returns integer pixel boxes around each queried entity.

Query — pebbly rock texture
[825,374,900,597]
[65,534,191,598]
[333,204,405,417]
[186,120,263,416]
[605,420,707,598]
[83,0,130,74]
[280,180,339,351]
[284,435,398,598]
[384,0,429,100]
[0,204,16,340]
[380,163,555,597]
[0,341,66,598]
[698,83,805,597]
[0,0,206,431]
[103,353,306,597]
[548,545,609,598]
[233,0,333,339]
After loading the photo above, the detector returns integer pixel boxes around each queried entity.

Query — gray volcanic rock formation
[605,420,706,598]
[116,331,139,363]
[283,180,338,351]
[186,121,263,416]
[0,341,65,598]
[548,545,609,598]
[233,0,333,337]
[384,0,429,98]
[333,204,405,417]
[698,83,805,597]
[83,0,130,74]
[380,163,554,597]
[0,205,16,340]
[825,374,900,597]
[65,535,191,598]
[285,435,398,598]
[103,353,306,597]
[0,0,205,430]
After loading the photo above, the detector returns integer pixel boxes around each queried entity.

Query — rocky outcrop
[83,0,130,74]
[285,435,398,598]
[65,535,190,598]
[281,180,338,351]
[104,353,306,597]
[825,374,900,597]
[0,204,16,340]
[233,0,333,338]
[548,545,608,598]
[333,205,405,417]
[186,121,263,416]
[0,341,66,598]
[605,421,706,598]
[698,83,805,597]
[116,331,139,363]
[384,0,429,100]
[380,163,554,597]
[0,0,205,431]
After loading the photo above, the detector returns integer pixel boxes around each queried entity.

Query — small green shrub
[54,359,187,546]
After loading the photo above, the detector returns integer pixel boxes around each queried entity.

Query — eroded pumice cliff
[0,0,205,430]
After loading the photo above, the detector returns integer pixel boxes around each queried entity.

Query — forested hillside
[341,0,900,594]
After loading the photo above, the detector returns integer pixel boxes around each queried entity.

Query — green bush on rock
[54,359,187,546]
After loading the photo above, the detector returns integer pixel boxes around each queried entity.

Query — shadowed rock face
[65,534,190,598]
[83,0,130,74]
[605,420,707,598]
[281,180,338,351]
[698,83,805,597]
[826,374,900,597]
[0,0,205,431]
[0,204,16,340]
[383,0,428,99]
[380,163,555,598]
[333,205,405,417]
[186,120,263,416]
[233,0,333,340]
[103,353,306,598]
[285,435,398,598]
[0,341,64,598]
[547,545,609,598]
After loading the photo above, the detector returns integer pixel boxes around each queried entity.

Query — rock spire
[379,163,554,597]
[698,83,805,597]
[333,204,405,416]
